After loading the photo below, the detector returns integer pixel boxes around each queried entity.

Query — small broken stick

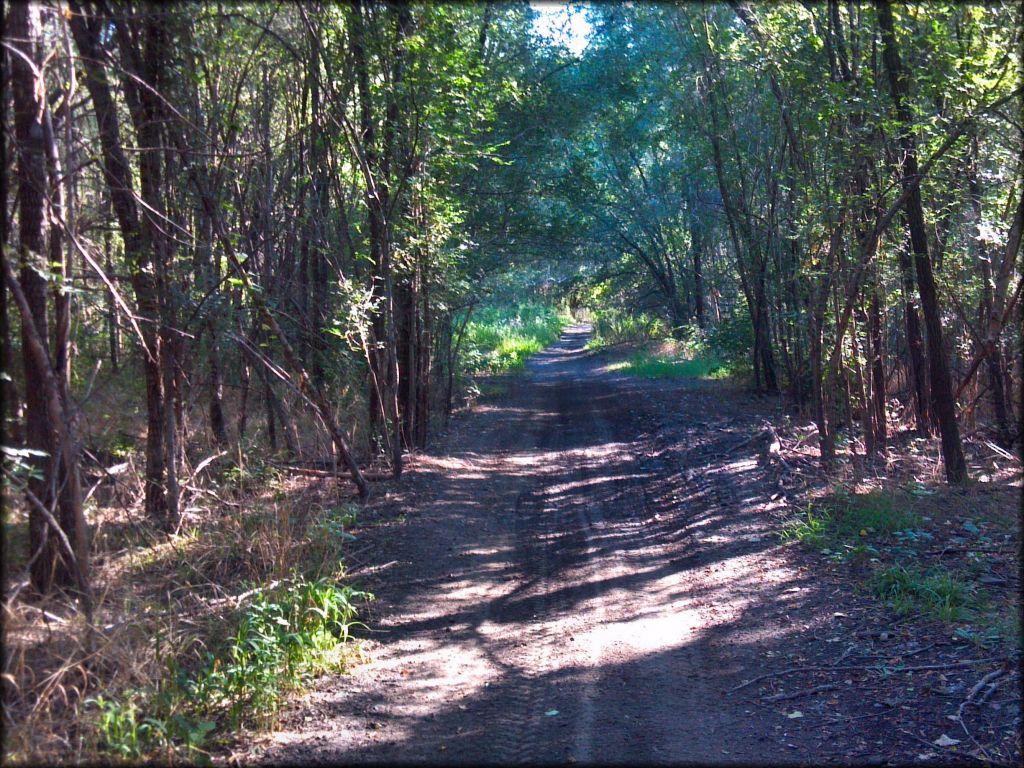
[956,667,1007,722]
[762,683,838,703]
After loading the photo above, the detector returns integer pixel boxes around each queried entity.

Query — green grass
[779,489,920,563]
[871,564,982,623]
[608,351,731,380]
[464,302,569,374]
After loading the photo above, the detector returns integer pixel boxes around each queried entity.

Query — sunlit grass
[608,351,731,380]
[585,309,668,350]
[464,303,569,374]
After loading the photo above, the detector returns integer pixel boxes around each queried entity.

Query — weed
[89,694,146,760]
[88,690,217,763]
[778,505,831,548]
[84,576,372,760]
[828,489,918,537]
[871,564,981,622]
[953,624,1004,649]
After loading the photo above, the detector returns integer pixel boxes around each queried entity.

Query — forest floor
[241,325,1020,765]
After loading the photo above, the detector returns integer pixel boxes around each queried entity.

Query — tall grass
[586,309,668,350]
[463,302,568,374]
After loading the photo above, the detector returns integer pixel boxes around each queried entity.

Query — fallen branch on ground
[927,547,1013,556]
[270,462,393,481]
[957,668,1007,722]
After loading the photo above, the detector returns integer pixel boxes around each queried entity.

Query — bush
[586,308,668,349]
[706,307,754,362]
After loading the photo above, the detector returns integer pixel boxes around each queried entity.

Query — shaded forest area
[1,1,1021,762]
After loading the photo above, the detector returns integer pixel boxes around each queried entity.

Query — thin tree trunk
[9,2,90,597]
[868,269,887,452]
[877,0,967,483]
[894,221,930,433]
[69,3,171,520]
[690,213,705,330]
[4,259,91,606]
[103,216,120,372]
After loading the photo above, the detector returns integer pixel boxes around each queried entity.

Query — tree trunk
[69,3,172,521]
[690,213,706,330]
[868,270,887,452]
[877,0,967,483]
[894,221,930,433]
[9,2,90,597]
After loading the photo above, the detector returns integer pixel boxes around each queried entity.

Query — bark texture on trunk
[877,0,967,483]
[9,2,90,597]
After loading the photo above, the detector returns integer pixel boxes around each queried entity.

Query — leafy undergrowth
[583,308,668,351]
[88,577,370,762]
[779,484,1019,649]
[3,471,374,764]
[463,302,570,374]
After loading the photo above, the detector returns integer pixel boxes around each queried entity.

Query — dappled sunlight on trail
[257,326,882,764]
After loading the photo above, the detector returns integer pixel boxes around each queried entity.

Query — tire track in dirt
[252,325,831,764]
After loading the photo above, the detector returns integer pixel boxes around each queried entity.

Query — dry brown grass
[3,447,363,763]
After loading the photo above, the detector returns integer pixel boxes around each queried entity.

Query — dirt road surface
[250,325,972,764]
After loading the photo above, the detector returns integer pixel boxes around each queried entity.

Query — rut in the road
[256,327,821,765]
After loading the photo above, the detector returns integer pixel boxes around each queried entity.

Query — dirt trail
[251,325,881,764]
